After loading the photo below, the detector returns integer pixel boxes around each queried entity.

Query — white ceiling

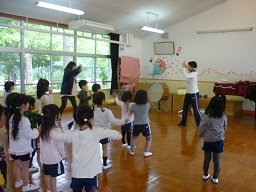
[0,0,228,39]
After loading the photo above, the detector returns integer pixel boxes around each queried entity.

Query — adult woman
[59,62,82,121]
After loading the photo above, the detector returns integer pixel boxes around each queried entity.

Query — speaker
[161,32,169,39]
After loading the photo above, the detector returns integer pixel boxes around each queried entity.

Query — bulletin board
[154,42,175,55]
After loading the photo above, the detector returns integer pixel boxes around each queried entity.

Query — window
[0,17,112,95]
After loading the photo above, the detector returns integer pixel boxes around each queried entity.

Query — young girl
[37,78,54,114]
[40,104,66,192]
[128,90,152,157]
[113,91,134,148]
[51,104,122,192]
[178,61,202,127]
[199,94,227,184]
[7,94,40,191]
[3,81,15,117]
[0,104,6,190]
[24,95,41,172]
[93,91,125,170]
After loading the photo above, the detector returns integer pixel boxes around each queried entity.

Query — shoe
[202,174,210,180]
[129,151,135,156]
[47,188,62,192]
[9,156,14,161]
[15,180,23,187]
[178,122,186,126]
[22,183,40,191]
[122,143,127,147]
[211,176,218,184]
[28,166,39,172]
[58,118,61,123]
[126,145,131,149]
[102,164,112,170]
[144,152,152,157]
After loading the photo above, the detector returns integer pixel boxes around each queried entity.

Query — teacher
[59,61,82,122]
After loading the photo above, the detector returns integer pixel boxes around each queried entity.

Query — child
[92,83,101,93]
[178,61,202,127]
[40,104,66,192]
[36,78,54,114]
[0,104,7,190]
[24,96,41,172]
[7,94,40,191]
[3,81,15,117]
[199,94,227,184]
[51,104,122,192]
[77,80,91,106]
[113,91,134,148]
[93,91,125,170]
[128,90,153,157]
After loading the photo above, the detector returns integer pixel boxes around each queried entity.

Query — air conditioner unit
[68,19,115,31]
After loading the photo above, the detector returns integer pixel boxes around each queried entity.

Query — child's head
[65,61,76,70]
[93,91,105,106]
[79,80,88,90]
[8,94,29,140]
[4,81,15,92]
[134,90,148,104]
[92,83,101,92]
[188,61,197,72]
[27,95,36,111]
[37,78,50,99]
[205,94,226,118]
[40,104,60,142]
[74,105,94,129]
[121,91,133,103]
[0,104,5,128]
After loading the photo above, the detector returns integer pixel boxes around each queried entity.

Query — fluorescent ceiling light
[141,26,164,34]
[197,27,253,34]
[69,19,115,31]
[35,1,84,15]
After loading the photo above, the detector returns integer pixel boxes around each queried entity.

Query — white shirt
[37,94,54,113]
[40,127,66,165]
[9,115,39,155]
[51,127,122,178]
[115,97,134,124]
[93,107,125,129]
[182,68,199,94]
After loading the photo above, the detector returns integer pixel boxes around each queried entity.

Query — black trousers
[60,96,77,115]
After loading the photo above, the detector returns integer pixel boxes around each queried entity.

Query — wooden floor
[1,106,256,192]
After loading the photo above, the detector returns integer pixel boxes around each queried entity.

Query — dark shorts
[70,176,98,191]
[132,124,151,137]
[43,161,64,177]
[121,122,132,132]
[100,137,110,144]
[11,152,32,161]
[202,140,224,153]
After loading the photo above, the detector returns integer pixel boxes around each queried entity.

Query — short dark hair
[65,61,76,70]
[27,95,36,109]
[78,80,88,89]
[121,91,133,102]
[37,78,49,99]
[188,61,197,69]
[4,81,15,92]
[205,94,226,118]
[134,90,148,104]
[92,83,101,92]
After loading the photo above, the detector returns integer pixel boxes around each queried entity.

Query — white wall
[119,37,142,60]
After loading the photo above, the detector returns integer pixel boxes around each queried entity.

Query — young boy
[3,81,15,117]
[77,80,91,106]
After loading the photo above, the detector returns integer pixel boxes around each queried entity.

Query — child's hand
[112,91,117,97]
[48,88,52,94]
[62,157,67,163]
[37,125,41,132]
[182,61,187,68]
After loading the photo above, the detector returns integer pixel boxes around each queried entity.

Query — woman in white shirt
[178,61,202,127]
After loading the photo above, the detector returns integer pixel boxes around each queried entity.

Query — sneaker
[178,122,186,126]
[22,183,40,191]
[211,176,218,184]
[15,180,23,187]
[28,166,39,172]
[144,152,152,157]
[122,143,127,147]
[202,174,210,180]
[57,118,61,123]
[102,164,112,170]
[9,156,14,161]
[126,145,131,149]
[129,151,135,156]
